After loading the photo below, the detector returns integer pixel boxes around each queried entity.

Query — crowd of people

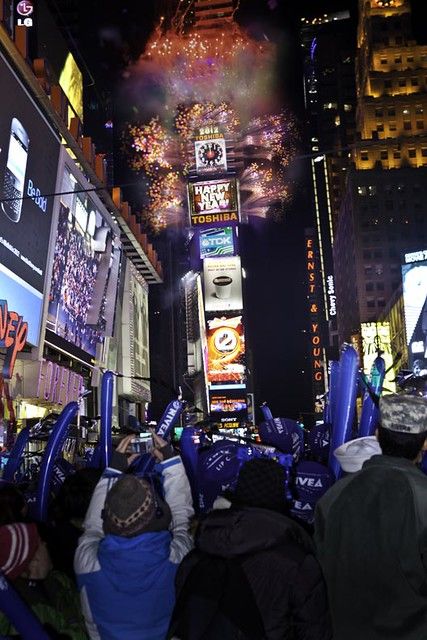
[1,394,427,639]
[48,205,102,353]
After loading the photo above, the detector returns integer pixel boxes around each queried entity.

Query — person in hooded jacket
[168,457,332,640]
[74,432,194,640]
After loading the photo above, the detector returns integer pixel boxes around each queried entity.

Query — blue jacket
[74,458,194,640]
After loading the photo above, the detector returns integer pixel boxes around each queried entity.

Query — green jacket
[315,455,427,640]
[0,569,88,639]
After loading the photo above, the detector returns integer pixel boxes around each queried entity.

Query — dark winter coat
[170,506,332,640]
[315,454,427,640]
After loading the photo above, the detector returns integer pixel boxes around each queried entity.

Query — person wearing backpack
[168,458,332,640]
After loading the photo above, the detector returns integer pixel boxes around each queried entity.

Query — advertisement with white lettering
[0,52,60,346]
[188,178,239,228]
[207,315,245,387]
[203,256,243,312]
[46,158,121,357]
[361,322,396,392]
[199,227,234,259]
[402,259,427,376]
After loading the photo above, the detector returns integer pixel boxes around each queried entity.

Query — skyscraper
[334,0,427,344]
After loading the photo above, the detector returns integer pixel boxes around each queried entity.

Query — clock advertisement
[207,315,246,387]
[203,256,243,312]
[195,137,227,175]
[188,178,240,228]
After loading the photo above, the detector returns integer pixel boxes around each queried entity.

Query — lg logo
[16,0,34,16]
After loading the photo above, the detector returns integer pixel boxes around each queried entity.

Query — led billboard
[195,138,227,175]
[46,155,121,358]
[0,51,60,346]
[402,253,427,375]
[188,178,239,228]
[199,227,234,259]
[361,322,396,393]
[209,389,248,427]
[203,256,243,313]
[207,315,245,387]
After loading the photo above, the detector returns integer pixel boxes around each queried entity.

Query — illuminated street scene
[1,0,427,638]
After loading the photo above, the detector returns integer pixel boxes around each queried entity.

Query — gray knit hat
[380,394,427,435]
[102,475,171,537]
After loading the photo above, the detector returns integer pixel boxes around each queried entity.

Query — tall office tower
[300,11,357,358]
[334,0,427,344]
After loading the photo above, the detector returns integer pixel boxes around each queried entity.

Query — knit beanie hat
[231,458,286,513]
[102,475,172,537]
[334,436,382,473]
[0,523,40,580]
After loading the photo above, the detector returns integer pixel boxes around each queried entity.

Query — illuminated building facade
[334,0,427,344]
[300,11,357,357]
[193,0,235,35]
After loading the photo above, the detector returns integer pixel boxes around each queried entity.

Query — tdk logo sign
[200,227,234,259]
[27,179,47,212]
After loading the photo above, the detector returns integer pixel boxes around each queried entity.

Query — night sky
[63,0,425,421]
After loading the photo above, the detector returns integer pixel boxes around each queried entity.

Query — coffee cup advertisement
[203,256,243,312]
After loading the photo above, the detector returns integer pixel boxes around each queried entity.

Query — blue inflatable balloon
[2,425,31,483]
[329,345,359,480]
[290,461,334,525]
[0,572,50,639]
[30,401,78,522]
[197,440,242,512]
[306,422,330,463]
[358,356,385,438]
[259,418,304,462]
[260,403,273,421]
[99,370,114,470]
[326,360,340,426]
[156,399,185,438]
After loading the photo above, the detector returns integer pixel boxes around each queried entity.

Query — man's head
[231,458,286,513]
[102,475,171,538]
[0,523,51,580]
[378,394,427,461]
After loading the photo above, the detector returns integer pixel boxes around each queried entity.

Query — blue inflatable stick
[2,425,31,483]
[100,370,114,470]
[156,399,185,438]
[31,401,78,522]
[260,403,273,421]
[358,356,385,438]
[326,360,340,426]
[328,345,359,479]
[0,572,50,639]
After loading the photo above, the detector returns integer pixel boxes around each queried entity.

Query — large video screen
[0,52,60,346]
[188,178,239,227]
[402,253,427,375]
[46,161,121,357]
[207,314,246,387]
[203,256,243,313]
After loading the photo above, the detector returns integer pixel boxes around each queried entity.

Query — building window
[416,105,424,114]
[389,122,397,131]
[422,149,427,157]
[358,186,367,196]
[377,123,384,132]
[403,121,412,130]
[365,266,373,277]
[398,78,406,87]
[366,283,374,292]
[407,55,414,63]
[374,251,383,259]
[323,102,337,110]
[363,250,372,259]
[375,265,384,275]
[361,151,369,161]
[380,58,387,65]
[344,104,352,111]
[408,148,417,158]
[393,150,401,159]
[385,80,392,89]
[395,56,402,63]
[368,185,377,196]
[411,77,419,86]
[388,107,396,116]
[395,36,403,45]
[377,299,386,307]
[375,108,383,118]
[376,282,384,290]
[367,299,375,308]
[417,121,425,129]
[380,150,388,159]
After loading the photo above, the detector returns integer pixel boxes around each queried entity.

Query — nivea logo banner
[156,400,184,438]
[306,422,330,461]
[259,418,304,462]
[293,461,333,502]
